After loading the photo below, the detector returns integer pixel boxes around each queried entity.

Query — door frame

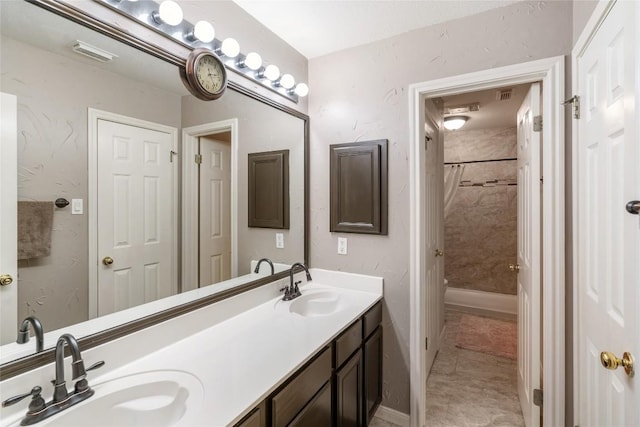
[181,119,239,292]
[88,108,179,318]
[408,56,566,427]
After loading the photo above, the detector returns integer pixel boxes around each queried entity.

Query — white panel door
[97,119,175,315]
[0,92,18,344]
[198,136,231,287]
[424,98,444,370]
[576,2,639,426]
[516,82,541,427]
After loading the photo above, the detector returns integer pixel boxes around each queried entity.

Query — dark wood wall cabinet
[330,140,388,235]
[248,150,290,229]
[235,301,383,427]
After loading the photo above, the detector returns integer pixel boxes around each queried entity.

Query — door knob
[0,274,13,286]
[509,264,520,272]
[434,249,444,257]
[102,256,114,266]
[600,351,635,377]
[626,200,640,214]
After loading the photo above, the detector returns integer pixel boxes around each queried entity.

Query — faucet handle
[86,360,105,372]
[2,386,45,412]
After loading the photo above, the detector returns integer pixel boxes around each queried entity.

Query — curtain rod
[444,157,517,165]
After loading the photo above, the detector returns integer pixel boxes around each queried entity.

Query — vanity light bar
[101,0,308,103]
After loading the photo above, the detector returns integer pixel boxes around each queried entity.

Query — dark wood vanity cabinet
[235,301,383,427]
[362,304,383,425]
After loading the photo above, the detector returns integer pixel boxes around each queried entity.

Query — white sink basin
[32,370,204,427]
[279,290,349,317]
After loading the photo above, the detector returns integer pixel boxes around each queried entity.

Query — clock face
[195,54,225,95]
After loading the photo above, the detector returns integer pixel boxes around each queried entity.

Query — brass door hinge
[195,154,203,164]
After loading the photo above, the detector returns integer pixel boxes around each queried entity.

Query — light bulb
[244,52,262,70]
[279,74,295,89]
[264,64,280,81]
[157,0,183,26]
[294,83,309,97]
[221,38,240,58]
[193,21,215,43]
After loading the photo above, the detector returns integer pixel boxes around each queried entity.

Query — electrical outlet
[276,233,284,249]
[337,237,347,255]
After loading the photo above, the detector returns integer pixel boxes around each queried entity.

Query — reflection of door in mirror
[198,134,232,287]
[1,92,18,345]
[93,114,178,316]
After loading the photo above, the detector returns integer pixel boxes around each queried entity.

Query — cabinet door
[288,382,332,427]
[235,401,266,427]
[363,326,382,425]
[336,350,363,427]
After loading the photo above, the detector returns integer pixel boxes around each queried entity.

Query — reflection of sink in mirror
[23,371,204,427]
[279,290,349,317]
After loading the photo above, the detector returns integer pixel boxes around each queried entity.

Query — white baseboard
[374,405,410,427]
[444,287,517,315]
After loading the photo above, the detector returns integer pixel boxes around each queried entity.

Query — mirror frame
[0,0,309,380]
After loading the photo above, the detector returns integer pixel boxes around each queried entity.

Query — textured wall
[308,1,572,414]
[181,91,306,275]
[444,127,518,295]
[572,0,599,43]
[1,37,182,332]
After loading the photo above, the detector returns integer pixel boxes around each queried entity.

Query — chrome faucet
[254,258,275,275]
[17,316,44,353]
[2,333,104,425]
[282,263,312,301]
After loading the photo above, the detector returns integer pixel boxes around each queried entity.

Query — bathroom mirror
[0,0,308,371]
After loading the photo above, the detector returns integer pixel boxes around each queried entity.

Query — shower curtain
[444,164,465,217]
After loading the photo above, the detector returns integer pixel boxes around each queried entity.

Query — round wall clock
[180,48,228,101]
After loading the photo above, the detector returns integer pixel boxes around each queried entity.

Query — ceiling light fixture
[152,0,183,26]
[443,116,468,131]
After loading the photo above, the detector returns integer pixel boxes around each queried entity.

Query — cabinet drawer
[335,318,362,368]
[272,346,332,427]
[363,301,382,339]
[234,401,266,427]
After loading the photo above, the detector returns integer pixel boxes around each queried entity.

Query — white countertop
[0,269,383,427]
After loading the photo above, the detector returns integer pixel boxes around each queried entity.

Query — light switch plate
[276,233,284,249]
[71,198,83,215]
[337,237,347,255]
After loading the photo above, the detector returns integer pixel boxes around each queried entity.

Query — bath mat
[455,314,517,360]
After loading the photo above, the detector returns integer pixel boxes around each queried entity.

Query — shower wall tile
[444,127,517,295]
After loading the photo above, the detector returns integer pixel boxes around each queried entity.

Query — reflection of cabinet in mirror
[248,150,290,229]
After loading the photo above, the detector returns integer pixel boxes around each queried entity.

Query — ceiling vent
[496,89,513,101]
[72,40,117,63]
[443,102,480,115]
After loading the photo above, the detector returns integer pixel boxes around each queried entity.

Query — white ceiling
[440,82,530,131]
[233,0,523,59]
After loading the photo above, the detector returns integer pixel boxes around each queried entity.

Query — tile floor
[370,308,524,427]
